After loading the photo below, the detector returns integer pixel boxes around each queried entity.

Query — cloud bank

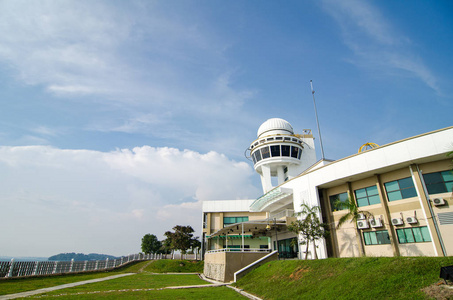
[0,145,260,257]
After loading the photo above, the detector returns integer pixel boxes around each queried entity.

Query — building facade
[202,119,453,259]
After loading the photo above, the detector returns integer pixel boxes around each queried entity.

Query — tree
[141,234,162,255]
[336,197,373,256]
[164,225,199,259]
[288,204,329,259]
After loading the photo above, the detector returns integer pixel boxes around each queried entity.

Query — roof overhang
[250,187,293,212]
[208,220,288,238]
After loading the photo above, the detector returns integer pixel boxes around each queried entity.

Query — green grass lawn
[40,274,208,295]
[144,259,204,273]
[0,261,148,295]
[234,256,453,300]
[30,286,246,299]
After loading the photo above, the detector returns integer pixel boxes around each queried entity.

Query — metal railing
[0,253,156,278]
[269,209,294,220]
[206,248,271,254]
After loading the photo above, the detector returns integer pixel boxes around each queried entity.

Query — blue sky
[0,0,452,257]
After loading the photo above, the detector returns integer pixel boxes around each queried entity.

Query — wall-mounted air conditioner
[370,218,383,228]
[357,220,369,229]
[392,218,404,226]
[433,198,446,206]
[406,216,418,224]
[358,213,366,220]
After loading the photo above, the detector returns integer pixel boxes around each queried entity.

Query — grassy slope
[0,260,204,296]
[234,257,453,300]
[144,259,204,273]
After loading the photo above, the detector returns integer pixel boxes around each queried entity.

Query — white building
[202,118,453,262]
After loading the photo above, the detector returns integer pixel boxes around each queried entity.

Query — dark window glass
[329,192,349,212]
[291,146,299,158]
[363,230,391,245]
[261,147,270,159]
[270,145,280,157]
[281,145,290,156]
[423,171,453,194]
[254,150,262,162]
[384,177,417,201]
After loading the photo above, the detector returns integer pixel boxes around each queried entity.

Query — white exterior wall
[274,126,453,259]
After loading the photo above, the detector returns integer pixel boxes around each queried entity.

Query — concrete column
[52,262,58,274]
[277,165,285,185]
[70,259,74,272]
[260,165,273,193]
[410,164,446,256]
[375,174,400,256]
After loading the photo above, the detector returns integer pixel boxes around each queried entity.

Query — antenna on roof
[310,80,325,160]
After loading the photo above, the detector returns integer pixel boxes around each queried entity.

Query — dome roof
[257,118,294,138]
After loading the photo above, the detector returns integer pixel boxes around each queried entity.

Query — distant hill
[0,256,48,262]
[48,253,119,261]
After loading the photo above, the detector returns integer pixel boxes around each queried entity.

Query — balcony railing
[269,209,295,220]
[206,248,271,254]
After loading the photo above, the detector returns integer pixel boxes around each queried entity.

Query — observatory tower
[249,118,316,193]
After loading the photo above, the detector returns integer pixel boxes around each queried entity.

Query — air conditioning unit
[358,213,366,220]
[433,198,446,206]
[370,218,383,228]
[357,220,369,229]
[392,218,404,226]
[406,217,418,224]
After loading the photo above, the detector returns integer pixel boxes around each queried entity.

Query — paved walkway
[0,273,134,300]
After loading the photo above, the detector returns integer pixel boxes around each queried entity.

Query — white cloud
[0,145,260,257]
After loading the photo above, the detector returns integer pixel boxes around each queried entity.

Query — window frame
[384,177,417,201]
[423,170,453,195]
[329,192,349,212]
[396,226,431,244]
[355,185,380,207]
[223,216,249,226]
[363,230,391,245]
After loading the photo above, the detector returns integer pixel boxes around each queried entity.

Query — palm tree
[336,197,372,257]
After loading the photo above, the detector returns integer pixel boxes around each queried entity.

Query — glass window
[254,150,262,163]
[223,216,249,226]
[363,230,391,245]
[384,177,417,201]
[270,145,280,157]
[261,147,270,159]
[329,192,349,212]
[355,185,380,207]
[291,146,299,158]
[396,226,431,244]
[281,145,290,156]
[423,170,453,195]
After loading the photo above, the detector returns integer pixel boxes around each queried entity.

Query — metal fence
[0,253,156,278]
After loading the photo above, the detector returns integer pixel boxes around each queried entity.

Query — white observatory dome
[257,118,294,138]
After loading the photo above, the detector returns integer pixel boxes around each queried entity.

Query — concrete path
[0,273,134,300]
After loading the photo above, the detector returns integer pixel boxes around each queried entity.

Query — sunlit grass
[0,261,148,295]
[31,286,246,299]
[40,274,208,295]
